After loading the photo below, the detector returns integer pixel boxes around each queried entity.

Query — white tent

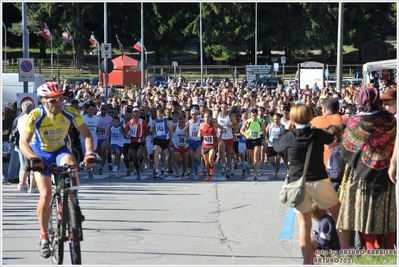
[362,59,397,72]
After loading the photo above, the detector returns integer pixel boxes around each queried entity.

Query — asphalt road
[2,161,305,265]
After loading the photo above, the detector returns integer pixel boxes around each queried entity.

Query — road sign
[274,63,279,72]
[101,43,112,59]
[18,58,35,82]
[325,68,329,78]
[172,61,178,67]
[100,59,114,73]
[281,56,286,64]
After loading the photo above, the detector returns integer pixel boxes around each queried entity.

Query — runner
[125,106,149,180]
[152,108,174,179]
[216,102,240,179]
[240,109,266,181]
[185,108,204,180]
[198,111,224,181]
[96,105,113,175]
[265,112,284,179]
[172,113,189,179]
[106,116,129,177]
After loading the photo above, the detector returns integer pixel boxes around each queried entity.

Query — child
[324,124,344,192]
[106,116,129,177]
[311,201,341,255]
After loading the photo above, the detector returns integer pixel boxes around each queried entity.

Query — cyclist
[19,82,96,259]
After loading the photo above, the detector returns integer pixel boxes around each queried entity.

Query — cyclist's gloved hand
[31,158,45,172]
[83,152,97,168]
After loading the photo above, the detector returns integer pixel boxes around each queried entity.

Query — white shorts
[238,142,246,154]
[146,135,154,154]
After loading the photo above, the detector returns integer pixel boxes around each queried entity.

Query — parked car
[66,77,90,86]
[148,74,173,87]
[253,77,284,91]
[354,71,363,79]
[90,76,99,86]
[341,78,362,88]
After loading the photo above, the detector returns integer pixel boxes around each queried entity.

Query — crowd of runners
[61,75,396,183]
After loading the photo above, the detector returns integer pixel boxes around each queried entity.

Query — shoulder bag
[279,142,313,208]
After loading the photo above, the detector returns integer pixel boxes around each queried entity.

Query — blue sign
[325,69,329,78]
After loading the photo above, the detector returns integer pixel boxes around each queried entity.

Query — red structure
[101,55,142,87]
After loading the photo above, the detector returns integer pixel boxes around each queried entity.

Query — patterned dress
[336,110,396,234]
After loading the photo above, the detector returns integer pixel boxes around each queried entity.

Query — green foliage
[2,3,396,65]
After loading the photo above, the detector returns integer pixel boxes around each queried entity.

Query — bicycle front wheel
[67,201,82,264]
[48,193,64,264]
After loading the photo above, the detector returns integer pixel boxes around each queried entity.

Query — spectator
[310,201,341,255]
[337,87,396,250]
[310,97,344,168]
[273,104,343,264]
[16,100,38,193]
[380,89,397,118]
[323,124,344,192]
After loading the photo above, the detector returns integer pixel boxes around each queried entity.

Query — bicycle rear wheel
[48,193,64,264]
[67,201,82,264]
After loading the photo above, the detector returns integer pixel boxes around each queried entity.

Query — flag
[89,32,98,47]
[40,23,51,42]
[61,27,73,43]
[115,34,124,59]
[133,41,142,52]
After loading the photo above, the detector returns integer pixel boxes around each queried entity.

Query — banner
[40,23,51,42]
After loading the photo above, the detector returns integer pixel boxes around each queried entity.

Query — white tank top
[173,124,188,148]
[188,119,202,141]
[217,113,233,140]
[268,124,283,147]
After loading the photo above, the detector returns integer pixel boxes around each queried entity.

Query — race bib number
[155,123,166,135]
[191,130,198,138]
[177,135,186,146]
[204,136,214,145]
[99,129,106,138]
[131,125,137,137]
[251,132,259,138]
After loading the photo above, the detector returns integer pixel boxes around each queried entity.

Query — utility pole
[336,2,344,91]
[22,2,28,93]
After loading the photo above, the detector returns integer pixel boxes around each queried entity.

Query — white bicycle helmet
[37,82,64,98]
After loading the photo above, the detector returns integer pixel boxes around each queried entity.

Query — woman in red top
[198,111,224,181]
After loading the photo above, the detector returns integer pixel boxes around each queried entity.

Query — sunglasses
[101,108,107,111]
[45,96,63,103]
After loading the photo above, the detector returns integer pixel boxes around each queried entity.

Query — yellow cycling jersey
[25,103,85,152]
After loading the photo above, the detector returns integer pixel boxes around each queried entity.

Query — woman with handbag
[273,104,342,265]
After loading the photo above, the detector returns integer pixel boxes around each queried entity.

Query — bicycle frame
[48,164,84,265]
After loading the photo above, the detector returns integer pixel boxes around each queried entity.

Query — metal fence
[3,58,364,80]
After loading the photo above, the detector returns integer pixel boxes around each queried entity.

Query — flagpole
[50,32,54,78]
[141,2,144,89]
[98,43,101,82]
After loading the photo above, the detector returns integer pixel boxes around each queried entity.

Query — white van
[2,73,45,107]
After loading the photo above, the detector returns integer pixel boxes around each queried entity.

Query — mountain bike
[47,163,86,265]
